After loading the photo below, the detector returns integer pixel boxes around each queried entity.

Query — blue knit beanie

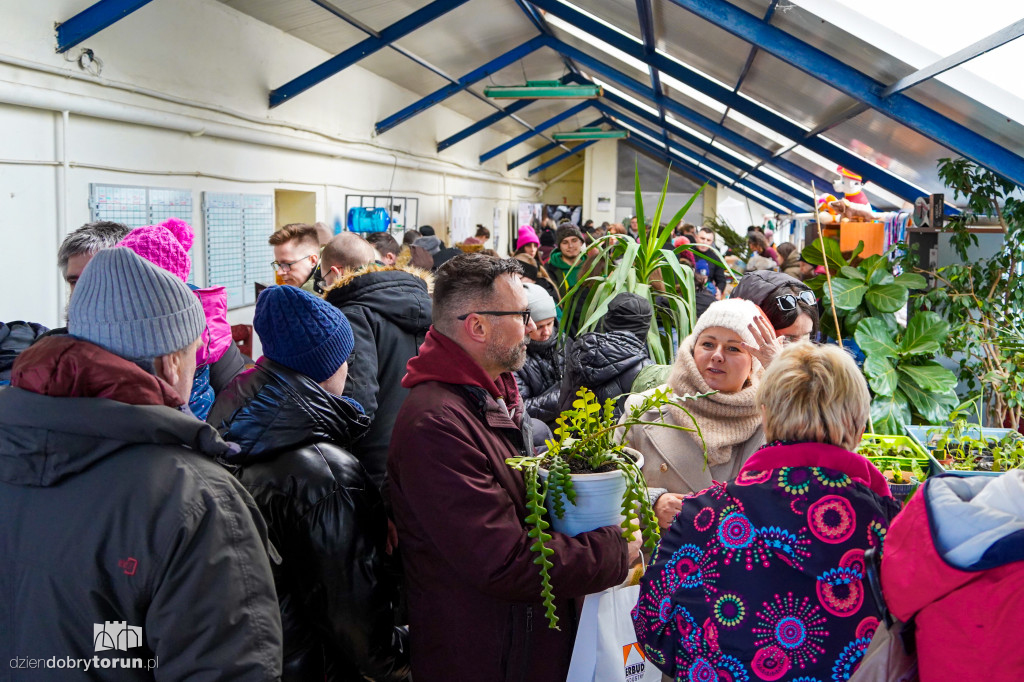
[254,286,354,383]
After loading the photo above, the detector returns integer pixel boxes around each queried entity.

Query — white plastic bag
[567,583,660,682]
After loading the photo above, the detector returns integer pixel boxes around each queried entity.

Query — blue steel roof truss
[375,35,547,135]
[268,0,471,108]
[55,0,155,53]
[526,0,928,204]
[667,0,1024,189]
[61,0,1019,210]
[510,115,605,169]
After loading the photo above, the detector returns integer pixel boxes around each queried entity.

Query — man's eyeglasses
[457,310,532,326]
[776,290,816,311]
[271,255,315,272]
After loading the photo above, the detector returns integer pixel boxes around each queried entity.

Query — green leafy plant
[561,163,739,364]
[800,239,928,341]
[506,386,710,629]
[854,311,959,434]
[799,238,950,432]
[919,158,1024,429]
[925,401,1024,472]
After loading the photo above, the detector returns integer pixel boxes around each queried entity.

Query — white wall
[715,186,774,238]
[0,0,547,329]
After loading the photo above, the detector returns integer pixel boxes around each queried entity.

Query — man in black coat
[558,292,654,418]
[208,285,409,682]
[320,233,432,491]
[0,248,282,681]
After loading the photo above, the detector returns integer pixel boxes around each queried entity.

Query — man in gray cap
[0,248,283,680]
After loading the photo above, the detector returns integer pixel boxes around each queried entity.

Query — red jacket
[388,328,628,682]
[882,472,1024,682]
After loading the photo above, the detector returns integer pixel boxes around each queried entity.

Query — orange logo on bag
[623,642,647,681]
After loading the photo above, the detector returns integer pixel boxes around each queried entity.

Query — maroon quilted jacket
[388,328,628,682]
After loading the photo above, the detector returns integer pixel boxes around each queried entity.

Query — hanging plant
[506,385,710,629]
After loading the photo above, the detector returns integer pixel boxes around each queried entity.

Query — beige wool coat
[622,334,765,496]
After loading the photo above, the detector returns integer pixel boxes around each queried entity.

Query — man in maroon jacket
[388,253,637,682]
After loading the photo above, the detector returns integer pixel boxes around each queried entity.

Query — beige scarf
[666,334,763,465]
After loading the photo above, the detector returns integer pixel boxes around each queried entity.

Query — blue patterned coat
[633,442,901,682]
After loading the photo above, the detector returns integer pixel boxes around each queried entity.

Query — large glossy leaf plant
[800,238,957,433]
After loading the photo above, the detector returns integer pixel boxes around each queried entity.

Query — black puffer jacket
[324,264,432,491]
[208,358,410,682]
[514,336,564,425]
[0,320,48,384]
[557,330,652,418]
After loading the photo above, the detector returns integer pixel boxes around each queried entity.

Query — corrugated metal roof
[208,0,1024,211]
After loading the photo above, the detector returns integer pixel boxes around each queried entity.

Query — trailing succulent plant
[506,386,710,629]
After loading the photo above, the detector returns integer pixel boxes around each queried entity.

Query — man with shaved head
[322,231,432,495]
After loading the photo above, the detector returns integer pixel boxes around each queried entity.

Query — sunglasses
[776,290,816,311]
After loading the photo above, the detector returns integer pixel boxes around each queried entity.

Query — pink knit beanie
[117,218,193,283]
[516,225,540,251]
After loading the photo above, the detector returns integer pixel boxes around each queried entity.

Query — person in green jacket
[547,223,587,336]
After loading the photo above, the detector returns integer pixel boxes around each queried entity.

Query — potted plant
[506,386,710,629]
[856,433,930,503]
[799,238,957,433]
[560,162,738,364]
[920,158,1024,431]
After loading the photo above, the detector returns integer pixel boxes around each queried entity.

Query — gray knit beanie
[554,223,584,248]
[69,247,205,360]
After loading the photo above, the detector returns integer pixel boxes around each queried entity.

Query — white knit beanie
[523,282,557,322]
[691,298,761,347]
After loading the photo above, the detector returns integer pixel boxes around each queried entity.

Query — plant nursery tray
[904,426,1014,478]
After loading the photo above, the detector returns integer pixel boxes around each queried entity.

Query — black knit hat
[604,292,653,339]
[554,223,584,248]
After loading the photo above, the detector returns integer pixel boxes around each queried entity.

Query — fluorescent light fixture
[483,81,602,99]
[552,127,629,141]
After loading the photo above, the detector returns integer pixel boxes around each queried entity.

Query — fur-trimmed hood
[325,261,433,294]
[323,262,433,337]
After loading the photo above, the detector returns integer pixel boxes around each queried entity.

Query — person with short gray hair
[0,247,283,680]
[57,220,130,291]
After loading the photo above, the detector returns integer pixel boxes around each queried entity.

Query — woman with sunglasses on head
[622,299,769,525]
[730,270,819,368]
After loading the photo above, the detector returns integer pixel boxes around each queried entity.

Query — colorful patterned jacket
[633,442,901,682]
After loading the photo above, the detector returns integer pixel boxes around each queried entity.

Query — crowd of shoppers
[1,216,1013,682]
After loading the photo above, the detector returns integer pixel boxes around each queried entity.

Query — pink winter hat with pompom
[117,218,194,282]
[516,225,540,251]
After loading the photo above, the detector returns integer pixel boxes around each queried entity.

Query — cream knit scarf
[665,334,763,466]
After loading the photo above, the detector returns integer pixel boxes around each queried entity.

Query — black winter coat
[324,264,432,491]
[514,336,563,425]
[208,359,410,682]
[0,358,282,680]
[557,330,652,418]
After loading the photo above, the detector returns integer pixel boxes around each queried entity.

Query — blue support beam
[480,101,592,164]
[606,107,807,212]
[436,74,577,152]
[56,0,154,53]
[634,0,667,149]
[529,140,598,176]
[528,0,927,203]
[630,136,803,214]
[438,100,533,152]
[270,0,469,108]
[596,101,812,209]
[554,46,832,191]
[667,0,1024,188]
[375,36,546,135]
[507,116,604,170]
[628,138,711,186]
